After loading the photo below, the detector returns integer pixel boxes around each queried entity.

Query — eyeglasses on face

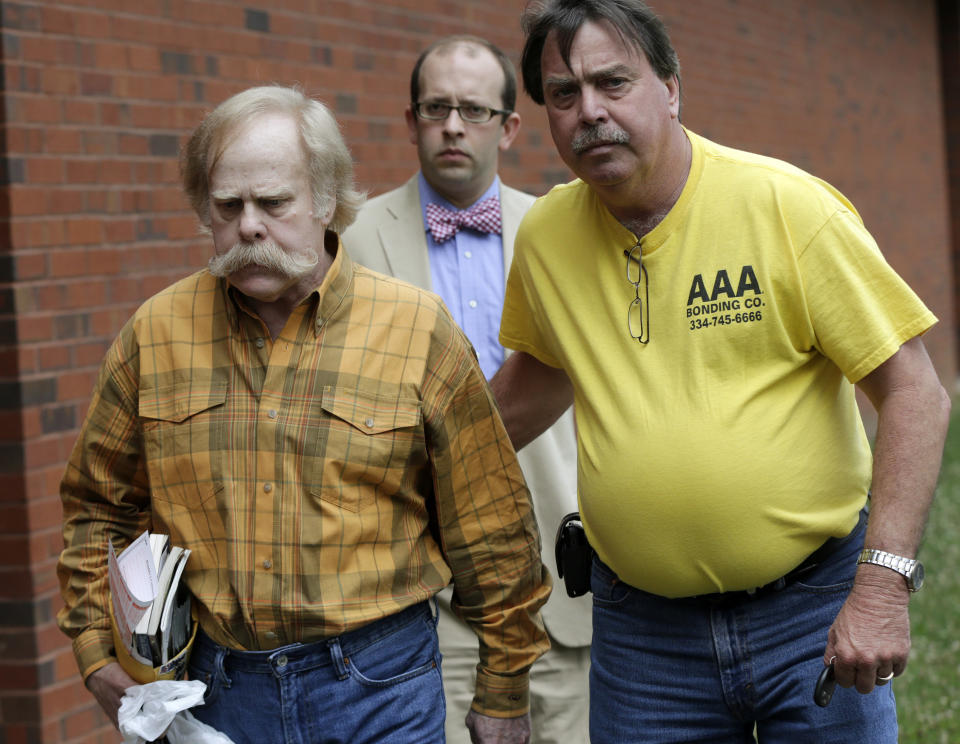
[625,242,650,344]
[413,101,511,124]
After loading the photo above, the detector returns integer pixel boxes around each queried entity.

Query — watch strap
[857,548,921,590]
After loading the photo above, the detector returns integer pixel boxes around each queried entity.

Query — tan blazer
[342,176,591,647]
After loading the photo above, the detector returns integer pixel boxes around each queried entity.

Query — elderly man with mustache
[56,85,550,744]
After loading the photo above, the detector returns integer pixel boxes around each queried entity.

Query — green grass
[896,410,960,743]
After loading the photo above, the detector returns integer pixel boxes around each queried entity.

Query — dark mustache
[571,126,630,154]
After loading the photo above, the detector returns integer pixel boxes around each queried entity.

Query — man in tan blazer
[342,35,590,744]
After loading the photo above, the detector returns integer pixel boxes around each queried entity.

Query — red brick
[65,281,106,308]
[61,704,101,740]
[127,45,160,73]
[65,218,104,246]
[0,565,33,595]
[38,345,71,371]
[98,161,134,185]
[32,565,62,597]
[25,157,64,184]
[15,346,37,375]
[26,502,64,541]
[17,315,54,343]
[48,249,87,278]
[44,466,68,501]
[80,131,118,156]
[128,102,177,129]
[39,4,77,35]
[39,67,80,96]
[98,102,131,128]
[9,187,50,217]
[62,99,98,125]
[54,371,98,402]
[18,95,61,125]
[103,219,137,244]
[50,189,85,214]
[69,8,114,39]
[19,36,62,65]
[54,647,81,684]
[5,124,44,153]
[92,41,129,70]
[24,437,62,471]
[44,127,84,154]
[74,342,109,368]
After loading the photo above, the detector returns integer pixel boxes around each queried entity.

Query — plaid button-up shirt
[58,242,550,716]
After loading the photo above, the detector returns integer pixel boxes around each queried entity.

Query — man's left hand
[465,710,531,744]
[824,566,911,693]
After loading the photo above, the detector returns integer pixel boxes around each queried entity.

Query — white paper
[108,532,159,664]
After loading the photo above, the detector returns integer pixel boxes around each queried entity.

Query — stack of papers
[109,531,193,668]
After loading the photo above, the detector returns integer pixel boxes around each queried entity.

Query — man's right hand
[465,709,531,744]
[85,661,136,729]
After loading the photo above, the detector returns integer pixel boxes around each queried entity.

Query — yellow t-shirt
[500,130,937,598]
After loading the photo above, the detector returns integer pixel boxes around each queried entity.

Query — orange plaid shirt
[58,242,550,716]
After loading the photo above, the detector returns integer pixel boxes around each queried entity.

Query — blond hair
[182,85,365,233]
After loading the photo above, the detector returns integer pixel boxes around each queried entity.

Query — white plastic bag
[165,710,236,743]
[118,679,235,744]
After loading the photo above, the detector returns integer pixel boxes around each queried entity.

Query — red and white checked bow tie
[425,196,502,243]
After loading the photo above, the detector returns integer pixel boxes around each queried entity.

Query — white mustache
[572,125,630,154]
[208,240,319,279]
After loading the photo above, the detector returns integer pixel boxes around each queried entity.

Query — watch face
[910,562,925,591]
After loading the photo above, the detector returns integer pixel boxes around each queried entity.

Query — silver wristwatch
[857,548,924,592]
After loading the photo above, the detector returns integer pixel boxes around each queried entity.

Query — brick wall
[941,0,960,361]
[0,1,952,741]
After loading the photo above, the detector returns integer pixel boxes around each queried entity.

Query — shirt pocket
[313,387,424,512]
[140,382,228,517]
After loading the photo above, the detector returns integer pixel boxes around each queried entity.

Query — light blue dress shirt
[419,174,505,379]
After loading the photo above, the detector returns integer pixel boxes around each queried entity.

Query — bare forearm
[826,337,950,693]
[858,338,950,557]
[490,352,574,451]
[86,662,137,729]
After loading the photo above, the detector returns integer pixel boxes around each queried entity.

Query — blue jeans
[187,601,445,744]
[589,511,897,743]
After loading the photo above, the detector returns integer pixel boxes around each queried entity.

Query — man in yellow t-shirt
[493,1,950,742]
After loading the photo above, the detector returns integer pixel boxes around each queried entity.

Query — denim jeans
[589,511,897,743]
[187,601,445,744]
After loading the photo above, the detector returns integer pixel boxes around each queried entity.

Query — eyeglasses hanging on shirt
[625,242,650,344]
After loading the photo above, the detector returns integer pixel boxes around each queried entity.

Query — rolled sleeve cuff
[471,668,531,717]
[73,628,116,681]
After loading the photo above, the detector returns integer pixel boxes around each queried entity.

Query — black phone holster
[554,512,595,597]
